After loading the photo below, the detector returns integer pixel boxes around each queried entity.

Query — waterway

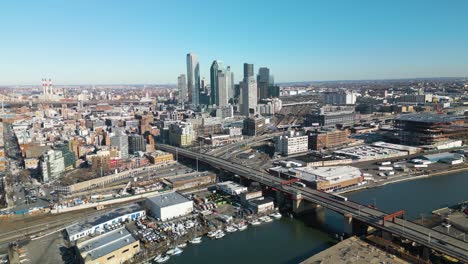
[167,171,468,264]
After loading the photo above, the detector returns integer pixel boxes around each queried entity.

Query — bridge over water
[158,144,468,262]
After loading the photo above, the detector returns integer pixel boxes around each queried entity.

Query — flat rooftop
[217,181,246,190]
[372,141,422,153]
[146,191,190,207]
[334,144,407,160]
[78,227,137,261]
[66,204,143,237]
[293,166,361,183]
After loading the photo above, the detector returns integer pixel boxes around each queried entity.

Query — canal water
[168,171,468,264]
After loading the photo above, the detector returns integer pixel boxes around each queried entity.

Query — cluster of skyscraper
[177,53,278,116]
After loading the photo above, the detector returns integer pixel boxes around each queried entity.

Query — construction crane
[432,96,444,114]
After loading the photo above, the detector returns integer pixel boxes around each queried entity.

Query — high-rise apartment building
[128,134,146,154]
[111,133,129,159]
[186,53,200,106]
[177,74,187,103]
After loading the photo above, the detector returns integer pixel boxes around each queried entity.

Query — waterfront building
[65,204,145,242]
[145,192,193,221]
[77,227,140,264]
[290,165,363,192]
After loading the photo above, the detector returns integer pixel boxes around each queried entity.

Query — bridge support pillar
[421,246,430,261]
[292,193,321,215]
[381,230,393,241]
[343,215,370,237]
[275,191,286,208]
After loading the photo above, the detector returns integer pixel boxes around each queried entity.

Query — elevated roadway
[158,144,468,262]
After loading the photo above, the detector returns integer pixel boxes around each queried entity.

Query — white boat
[236,223,248,231]
[156,255,170,263]
[207,230,219,238]
[185,221,195,229]
[154,254,162,261]
[215,231,225,239]
[171,247,183,255]
[269,212,282,219]
[177,242,187,248]
[260,216,273,223]
[225,225,237,233]
[249,219,261,226]
[189,237,202,244]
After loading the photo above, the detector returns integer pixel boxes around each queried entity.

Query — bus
[332,194,348,202]
[292,182,306,188]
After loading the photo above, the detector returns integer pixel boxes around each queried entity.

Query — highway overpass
[158,144,468,263]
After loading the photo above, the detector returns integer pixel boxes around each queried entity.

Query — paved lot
[301,236,408,264]
[22,231,73,264]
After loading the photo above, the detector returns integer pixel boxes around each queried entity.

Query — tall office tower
[257,67,270,99]
[241,76,257,116]
[225,66,234,102]
[243,63,254,79]
[200,77,207,94]
[217,69,229,107]
[186,53,200,106]
[177,74,187,103]
[210,60,224,106]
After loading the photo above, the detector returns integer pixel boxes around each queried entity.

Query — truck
[378,166,393,171]
[379,161,392,166]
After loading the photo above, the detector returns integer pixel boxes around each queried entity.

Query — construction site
[394,113,467,146]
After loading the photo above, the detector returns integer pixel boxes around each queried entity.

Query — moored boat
[269,212,282,219]
[189,237,202,244]
[155,255,170,263]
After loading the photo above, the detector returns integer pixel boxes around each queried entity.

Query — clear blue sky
[1,0,467,85]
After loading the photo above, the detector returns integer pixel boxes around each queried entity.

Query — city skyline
[1,0,468,85]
